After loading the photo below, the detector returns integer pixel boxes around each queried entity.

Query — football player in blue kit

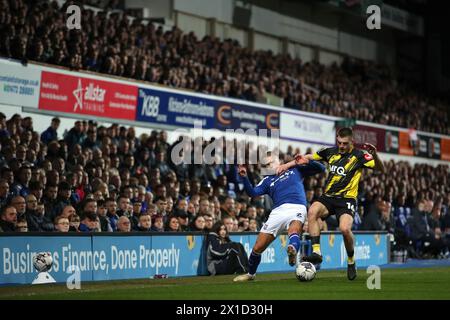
[233,152,325,282]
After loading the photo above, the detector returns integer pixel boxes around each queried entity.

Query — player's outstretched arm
[238,165,268,197]
[299,160,326,176]
[363,143,385,173]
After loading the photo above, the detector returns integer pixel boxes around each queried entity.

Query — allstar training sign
[38,70,137,120]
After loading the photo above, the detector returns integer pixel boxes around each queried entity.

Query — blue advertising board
[230,232,388,272]
[136,87,280,131]
[136,87,216,129]
[0,236,92,285]
[91,236,152,281]
[321,233,388,268]
[151,235,203,277]
[215,103,279,131]
[0,232,387,285]
[229,234,293,273]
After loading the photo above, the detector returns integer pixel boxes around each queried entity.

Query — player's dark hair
[337,127,353,138]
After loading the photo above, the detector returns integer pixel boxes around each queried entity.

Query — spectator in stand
[205,222,249,276]
[1,168,14,188]
[361,196,393,232]
[0,205,17,232]
[50,181,73,221]
[54,216,70,232]
[97,199,112,232]
[79,213,99,232]
[59,205,77,220]
[117,195,132,217]
[10,195,26,219]
[146,203,157,216]
[0,179,10,208]
[105,197,119,231]
[15,217,28,232]
[65,121,85,149]
[11,165,32,197]
[198,198,210,217]
[410,199,446,258]
[117,216,131,232]
[135,214,152,232]
[151,214,164,232]
[129,200,143,229]
[165,215,181,232]
[203,213,215,232]
[69,214,81,232]
[41,117,60,144]
[248,218,258,232]
[237,216,250,232]
[155,196,168,217]
[25,195,54,232]
[220,196,236,218]
[175,209,190,231]
[189,215,206,232]
[222,216,234,233]
[43,185,58,219]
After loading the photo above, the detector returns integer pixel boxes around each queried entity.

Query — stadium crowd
[0,113,449,259]
[0,0,448,135]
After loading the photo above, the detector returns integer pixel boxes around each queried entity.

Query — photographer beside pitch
[277,127,384,280]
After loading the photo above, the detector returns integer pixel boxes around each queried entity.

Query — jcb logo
[330,165,346,176]
[140,91,160,117]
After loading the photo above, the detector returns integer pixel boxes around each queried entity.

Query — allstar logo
[73,79,106,112]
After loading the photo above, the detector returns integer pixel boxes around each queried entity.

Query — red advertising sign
[441,138,450,161]
[39,71,138,120]
[398,131,414,156]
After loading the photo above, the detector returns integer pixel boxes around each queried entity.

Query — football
[33,252,53,273]
[296,262,316,282]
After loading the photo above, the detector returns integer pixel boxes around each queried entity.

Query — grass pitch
[1,267,450,300]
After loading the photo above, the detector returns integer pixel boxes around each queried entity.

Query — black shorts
[315,195,357,221]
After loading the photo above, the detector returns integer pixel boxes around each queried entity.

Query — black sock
[347,250,354,258]
[311,236,320,245]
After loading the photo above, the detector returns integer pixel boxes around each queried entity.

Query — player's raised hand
[238,164,247,177]
[276,164,288,175]
[294,154,309,165]
[363,143,377,155]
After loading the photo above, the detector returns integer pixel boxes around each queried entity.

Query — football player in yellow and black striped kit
[277,127,384,280]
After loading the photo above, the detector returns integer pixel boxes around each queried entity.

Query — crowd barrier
[0,231,388,285]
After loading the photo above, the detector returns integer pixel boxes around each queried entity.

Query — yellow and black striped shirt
[312,147,375,199]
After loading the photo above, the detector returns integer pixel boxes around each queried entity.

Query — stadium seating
[0,0,448,135]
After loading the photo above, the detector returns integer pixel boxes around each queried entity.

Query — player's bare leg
[339,214,357,280]
[287,220,303,266]
[233,232,275,282]
[302,202,328,264]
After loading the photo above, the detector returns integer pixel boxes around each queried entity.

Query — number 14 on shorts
[346,202,355,213]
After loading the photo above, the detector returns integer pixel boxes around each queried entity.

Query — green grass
[1,267,450,300]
